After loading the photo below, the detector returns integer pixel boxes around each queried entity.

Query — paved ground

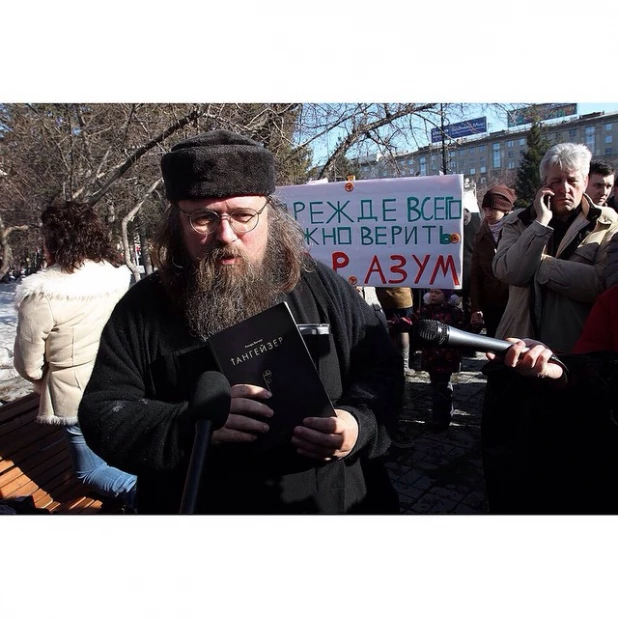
[384,352,490,515]
[358,286,490,515]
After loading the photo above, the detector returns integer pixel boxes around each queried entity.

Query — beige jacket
[493,196,618,353]
[14,260,131,424]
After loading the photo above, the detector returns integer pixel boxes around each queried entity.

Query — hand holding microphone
[411,319,567,381]
[495,338,566,382]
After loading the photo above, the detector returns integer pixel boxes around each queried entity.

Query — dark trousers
[429,372,453,423]
[481,356,618,514]
[481,306,506,339]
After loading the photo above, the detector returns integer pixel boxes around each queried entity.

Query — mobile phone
[543,194,552,208]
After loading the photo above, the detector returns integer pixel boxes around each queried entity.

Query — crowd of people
[9,131,618,515]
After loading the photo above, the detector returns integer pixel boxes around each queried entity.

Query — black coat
[79,261,403,514]
[481,352,618,514]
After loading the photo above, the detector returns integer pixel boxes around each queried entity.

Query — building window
[584,127,595,154]
[419,156,426,176]
[469,147,476,156]
[605,135,613,144]
[479,145,487,152]
[606,124,613,131]
[519,138,526,146]
[508,161,516,169]
[508,151,514,159]
[507,140,513,148]
[480,166,487,173]
[470,168,476,175]
[569,129,577,139]
[606,147,613,155]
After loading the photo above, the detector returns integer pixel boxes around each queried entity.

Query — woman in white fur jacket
[14,201,136,509]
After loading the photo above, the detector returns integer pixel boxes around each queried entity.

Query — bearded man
[78,130,402,514]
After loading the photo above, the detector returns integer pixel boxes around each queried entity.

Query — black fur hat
[161,130,275,201]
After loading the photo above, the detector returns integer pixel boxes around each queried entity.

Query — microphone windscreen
[190,371,231,430]
[412,319,448,346]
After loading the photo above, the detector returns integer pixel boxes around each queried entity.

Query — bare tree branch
[85,105,204,206]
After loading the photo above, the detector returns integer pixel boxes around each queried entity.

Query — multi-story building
[355,109,618,191]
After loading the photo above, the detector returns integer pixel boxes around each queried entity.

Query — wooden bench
[0,393,113,514]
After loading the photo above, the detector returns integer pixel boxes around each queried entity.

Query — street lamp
[440,103,449,175]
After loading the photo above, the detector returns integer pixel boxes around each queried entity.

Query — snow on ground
[0,282,34,403]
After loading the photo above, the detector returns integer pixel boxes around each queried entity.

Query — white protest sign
[276,174,464,288]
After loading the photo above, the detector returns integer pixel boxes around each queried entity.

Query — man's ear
[584,174,589,190]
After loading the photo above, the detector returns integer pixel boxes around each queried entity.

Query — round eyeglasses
[177,201,268,236]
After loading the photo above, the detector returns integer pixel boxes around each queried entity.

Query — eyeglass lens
[190,209,259,234]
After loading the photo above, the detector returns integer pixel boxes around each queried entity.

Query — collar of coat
[516,193,616,227]
[14,260,131,308]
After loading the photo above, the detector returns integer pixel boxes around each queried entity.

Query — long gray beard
[182,241,287,340]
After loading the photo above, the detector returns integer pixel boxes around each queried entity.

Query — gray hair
[539,143,592,182]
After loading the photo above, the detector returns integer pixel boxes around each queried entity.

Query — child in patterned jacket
[388,288,481,431]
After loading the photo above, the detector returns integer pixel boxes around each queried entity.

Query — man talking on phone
[492,143,618,353]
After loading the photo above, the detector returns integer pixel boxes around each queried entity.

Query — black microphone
[412,319,514,354]
[179,371,231,514]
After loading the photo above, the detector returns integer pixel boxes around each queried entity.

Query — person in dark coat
[78,130,403,514]
[469,185,516,337]
[586,159,614,207]
[482,281,618,514]
[460,206,481,323]
[481,336,618,514]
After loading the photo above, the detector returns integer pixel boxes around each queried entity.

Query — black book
[207,301,336,451]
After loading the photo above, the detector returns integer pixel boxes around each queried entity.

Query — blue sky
[311,103,618,167]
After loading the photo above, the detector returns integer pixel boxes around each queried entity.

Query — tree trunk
[121,179,163,282]
[138,218,154,276]
[0,212,29,280]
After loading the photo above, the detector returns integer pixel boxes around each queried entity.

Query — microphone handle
[444,325,569,375]
[179,419,213,514]
[444,326,513,354]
